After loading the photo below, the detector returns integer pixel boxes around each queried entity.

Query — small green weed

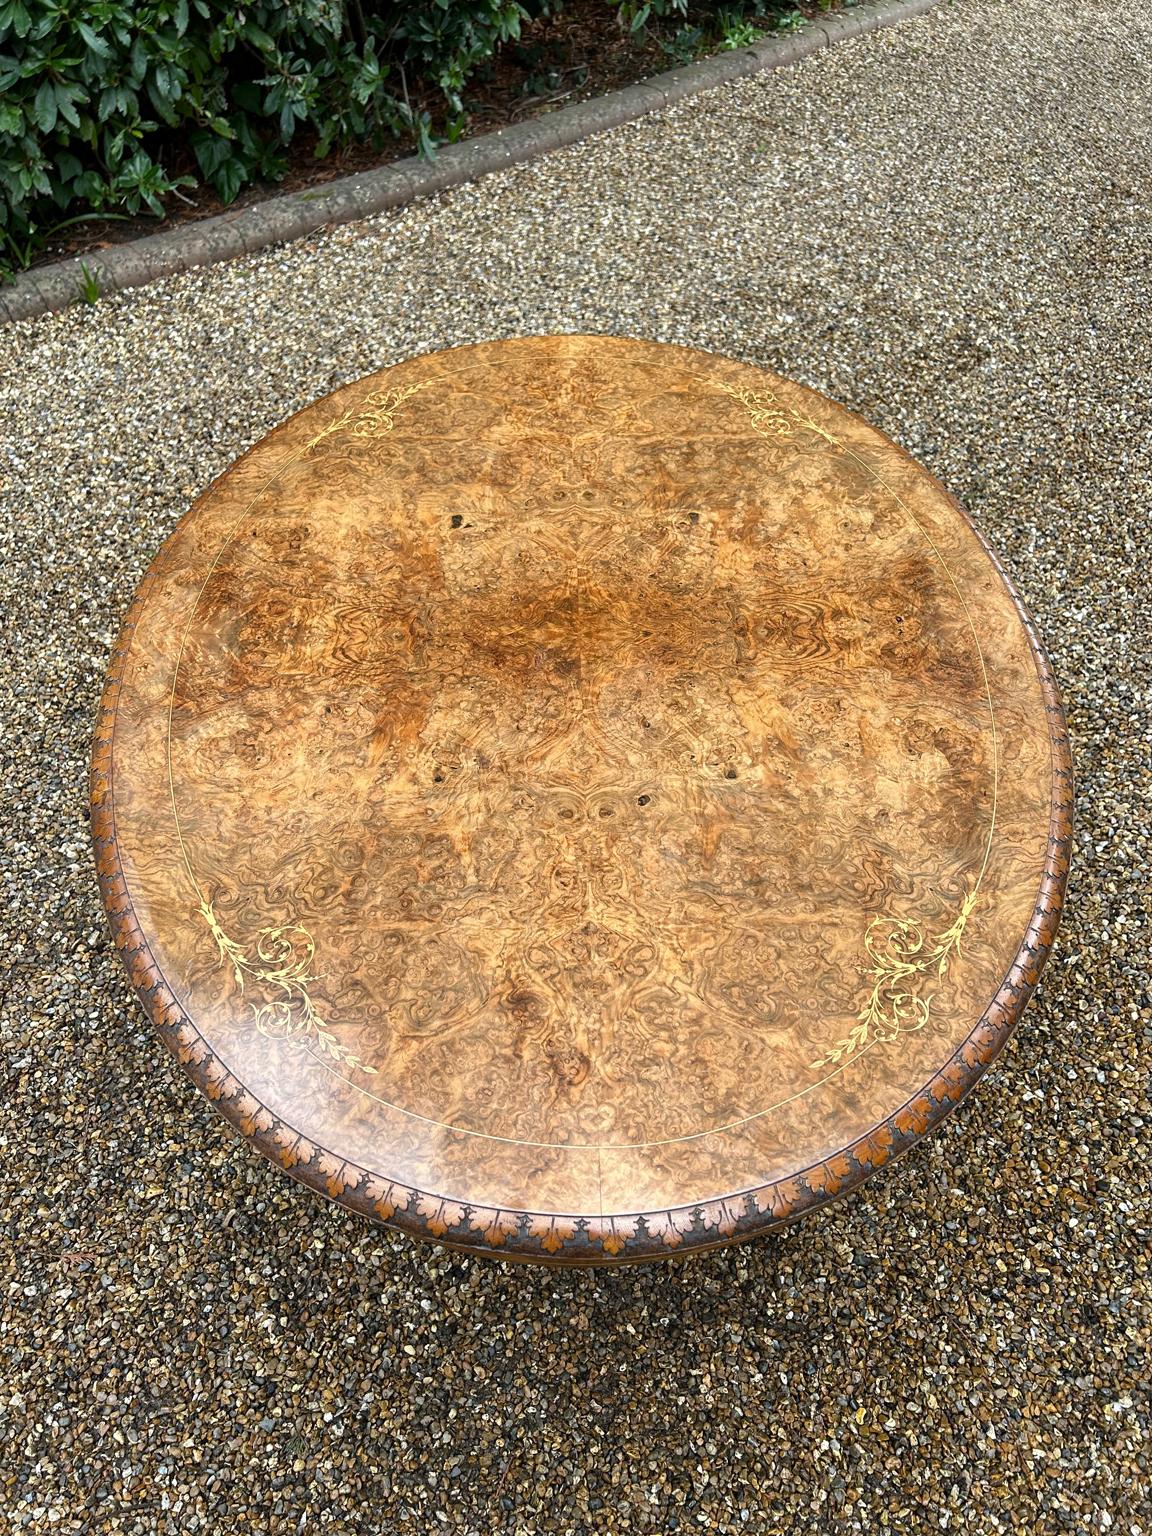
[76,261,100,305]
[658,4,808,65]
[717,19,765,48]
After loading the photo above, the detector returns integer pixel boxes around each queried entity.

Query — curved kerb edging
[89,374,1073,1269]
[3,0,942,327]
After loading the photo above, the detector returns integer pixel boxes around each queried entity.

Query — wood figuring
[91,336,1072,1263]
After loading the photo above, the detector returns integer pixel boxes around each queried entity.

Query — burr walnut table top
[92,335,1071,1264]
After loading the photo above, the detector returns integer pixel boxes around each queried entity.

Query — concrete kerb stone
[0,0,941,325]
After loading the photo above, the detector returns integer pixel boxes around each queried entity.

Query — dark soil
[36,1,812,270]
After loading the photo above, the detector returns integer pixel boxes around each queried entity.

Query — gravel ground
[2,0,1150,1530]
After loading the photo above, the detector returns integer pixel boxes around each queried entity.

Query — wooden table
[91,336,1072,1264]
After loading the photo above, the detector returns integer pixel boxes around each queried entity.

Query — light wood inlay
[91,336,1072,1263]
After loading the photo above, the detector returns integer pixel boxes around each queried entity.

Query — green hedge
[0,1,792,277]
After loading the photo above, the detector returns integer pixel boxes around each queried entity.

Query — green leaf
[76,21,112,58]
[415,114,437,160]
[33,78,57,133]
[212,154,244,204]
[190,127,230,177]
[72,169,106,201]
[239,20,276,52]
[54,149,83,182]
[54,82,82,130]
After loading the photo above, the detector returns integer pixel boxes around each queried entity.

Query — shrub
[0,1,793,277]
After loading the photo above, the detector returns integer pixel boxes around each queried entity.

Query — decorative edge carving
[89,372,1073,1266]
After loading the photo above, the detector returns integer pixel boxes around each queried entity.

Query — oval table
[91,336,1072,1264]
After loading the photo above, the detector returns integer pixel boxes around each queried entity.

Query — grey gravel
[2,0,1150,1531]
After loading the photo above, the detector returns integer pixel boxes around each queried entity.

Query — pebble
[1,0,1149,1530]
